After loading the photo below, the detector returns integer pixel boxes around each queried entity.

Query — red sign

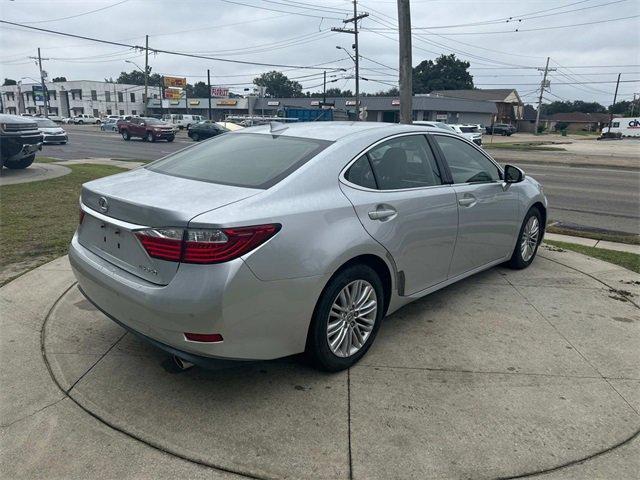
[211,86,229,97]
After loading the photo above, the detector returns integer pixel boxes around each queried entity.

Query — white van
[161,114,203,130]
[607,117,640,137]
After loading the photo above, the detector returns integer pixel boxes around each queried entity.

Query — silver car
[70,122,547,371]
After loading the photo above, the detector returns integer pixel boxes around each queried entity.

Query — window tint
[367,135,442,190]
[148,133,331,189]
[345,156,377,189]
[434,135,500,184]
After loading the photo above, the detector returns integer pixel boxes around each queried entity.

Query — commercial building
[147,94,497,124]
[429,89,524,124]
[0,80,161,118]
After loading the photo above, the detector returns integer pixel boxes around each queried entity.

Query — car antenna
[269,121,288,134]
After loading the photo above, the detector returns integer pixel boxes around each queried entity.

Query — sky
[1,0,639,106]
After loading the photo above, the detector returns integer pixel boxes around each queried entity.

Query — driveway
[1,247,638,479]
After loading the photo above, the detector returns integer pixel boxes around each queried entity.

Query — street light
[336,45,356,63]
[125,60,149,116]
[125,59,145,73]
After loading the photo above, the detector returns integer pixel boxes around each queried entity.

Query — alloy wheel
[327,280,378,358]
[521,215,540,262]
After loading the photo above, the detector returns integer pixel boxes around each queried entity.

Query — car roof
[232,121,442,142]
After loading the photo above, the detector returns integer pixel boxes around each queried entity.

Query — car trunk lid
[78,168,259,284]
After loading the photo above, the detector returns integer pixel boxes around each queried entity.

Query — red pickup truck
[117,117,175,142]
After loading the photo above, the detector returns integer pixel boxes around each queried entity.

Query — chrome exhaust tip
[172,355,195,371]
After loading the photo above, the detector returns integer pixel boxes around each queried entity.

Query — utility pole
[207,69,212,120]
[322,70,327,105]
[397,0,412,124]
[534,57,556,134]
[143,34,149,116]
[332,1,368,120]
[607,73,621,134]
[29,48,50,117]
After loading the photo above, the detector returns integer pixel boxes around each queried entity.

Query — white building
[0,80,161,118]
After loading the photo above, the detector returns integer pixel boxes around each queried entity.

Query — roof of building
[546,112,610,123]
[429,89,522,104]
[252,95,497,113]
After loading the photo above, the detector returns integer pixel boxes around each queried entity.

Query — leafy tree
[308,87,355,98]
[185,81,209,97]
[541,100,606,115]
[254,71,303,97]
[609,100,636,116]
[52,76,67,82]
[3,78,17,86]
[116,68,162,87]
[412,54,473,93]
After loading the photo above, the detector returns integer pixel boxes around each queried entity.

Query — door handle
[458,196,477,207]
[368,208,397,220]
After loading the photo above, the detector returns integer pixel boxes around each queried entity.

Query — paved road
[41,127,640,235]
[519,162,639,235]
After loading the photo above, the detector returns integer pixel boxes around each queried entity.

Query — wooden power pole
[143,35,149,116]
[534,57,555,134]
[397,0,412,124]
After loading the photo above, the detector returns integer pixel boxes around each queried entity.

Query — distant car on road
[61,117,73,124]
[450,124,483,146]
[0,114,43,169]
[70,122,547,371]
[118,117,175,142]
[100,118,119,132]
[187,120,229,141]
[34,117,68,144]
[47,115,64,123]
[162,113,203,130]
[486,123,516,136]
[73,114,101,125]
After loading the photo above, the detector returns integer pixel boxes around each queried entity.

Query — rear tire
[147,132,156,142]
[167,136,174,142]
[122,130,130,141]
[4,154,35,170]
[508,207,543,269]
[307,264,384,371]
[78,120,84,125]
[192,132,199,142]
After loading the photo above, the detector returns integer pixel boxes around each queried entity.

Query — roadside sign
[163,76,187,88]
[164,88,182,100]
[211,86,229,97]
[32,85,45,106]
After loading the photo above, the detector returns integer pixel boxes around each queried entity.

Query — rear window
[459,126,478,133]
[147,133,331,189]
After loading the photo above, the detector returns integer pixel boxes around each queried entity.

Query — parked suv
[485,123,516,136]
[0,114,43,169]
[73,114,101,125]
[118,117,175,142]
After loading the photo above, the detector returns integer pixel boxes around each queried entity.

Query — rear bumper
[69,233,325,361]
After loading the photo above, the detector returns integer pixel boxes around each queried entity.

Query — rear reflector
[135,224,280,264]
[184,332,223,343]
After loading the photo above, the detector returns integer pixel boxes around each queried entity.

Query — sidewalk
[545,232,640,255]
[1,248,638,479]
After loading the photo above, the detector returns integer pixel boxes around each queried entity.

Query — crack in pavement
[0,397,66,429]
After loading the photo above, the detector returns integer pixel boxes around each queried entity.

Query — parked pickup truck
[485,123,516,136]
[0,114,43,169]
[73,114,101,125]
[117,117,175,142]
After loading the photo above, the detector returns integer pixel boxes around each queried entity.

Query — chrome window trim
[339,131,452,194]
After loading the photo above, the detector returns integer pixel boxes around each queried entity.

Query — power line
[218,0,345,20]
[14,0,130,24]
[0,20,348,71]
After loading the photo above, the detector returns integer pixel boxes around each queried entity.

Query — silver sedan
[70,122,547,371]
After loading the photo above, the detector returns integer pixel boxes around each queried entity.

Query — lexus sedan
[34,117,68,144]
[70,122,547,371]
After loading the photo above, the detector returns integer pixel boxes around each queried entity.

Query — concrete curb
[545,233,640,255]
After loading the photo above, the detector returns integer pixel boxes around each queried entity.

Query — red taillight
[184,332,223,343]
[135,224,280,264]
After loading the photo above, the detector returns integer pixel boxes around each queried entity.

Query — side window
[434,135,500,183]
[368,135,442,190]
[345,156,377,189]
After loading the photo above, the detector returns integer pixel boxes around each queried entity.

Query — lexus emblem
[98,196,109,213]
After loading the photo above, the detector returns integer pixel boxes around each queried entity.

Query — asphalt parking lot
[1,247,638,479]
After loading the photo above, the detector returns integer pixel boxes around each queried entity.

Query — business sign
[310,100,320,106]
[217,99,237,106]
[345,100,357,106]
[267,101,280,106]
[436,113,448,121]
[32,85,45,106]
[189,100,200,105]
[163,76,187,88]
[164,88,183,100]
[391,99,400,106]
[211,86,229,97]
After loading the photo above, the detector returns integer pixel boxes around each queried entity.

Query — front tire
[167,136,174,142]
[4,154,35,170]
[147,132,156,142]
[191,132,199,142]
[508,207,542,269]
[307,264,384,371]
[122,130,130,141]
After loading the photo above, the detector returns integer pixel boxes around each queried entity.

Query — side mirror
[504,164,525,183]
